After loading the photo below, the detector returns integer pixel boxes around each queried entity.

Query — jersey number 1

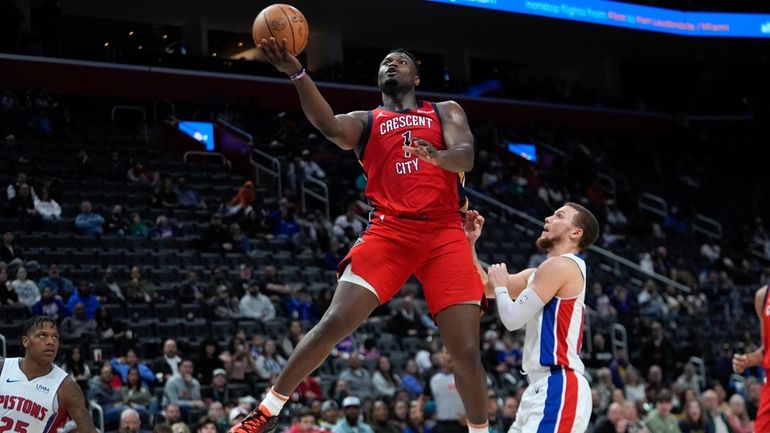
[402,131,412,157]
[0,417,29,433]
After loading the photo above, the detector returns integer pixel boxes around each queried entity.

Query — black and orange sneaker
[229,406,278,433]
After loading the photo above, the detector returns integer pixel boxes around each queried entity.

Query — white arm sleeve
[494,286,545,331]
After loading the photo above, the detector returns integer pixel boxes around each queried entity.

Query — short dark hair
[565,202,600,251]
[389,48,420,73]
[23,316,57,336]
[656,388,673,403]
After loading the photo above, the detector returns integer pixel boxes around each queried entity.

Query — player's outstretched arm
[58,378,99,433]
[734,286,767,373]
[403,101,473,173]
[257,37,365,150]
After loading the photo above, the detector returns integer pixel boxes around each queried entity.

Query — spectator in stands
[88,361,130,429]
[332,205,363,242]
[258,263,292,297]
[178,271,208,304]
[38,262,75,300]
[638,282,668,320]
[227,223,251,254]
[95,267,126,304]
[232,264,255,298]
[226,180,257,217]
[0,231,24,266]
[195,339,224,386]
[359,337,381,361]
[75,200,105,235]
[118,407,149,433]
[283,288,319,323]
[403,401,427,433]
[621,400,648,433]
[96,304,130,350]
[124,266,158,303]
[291,375,323,406]
[208,285,242,319]
[372,356,400,398]
[150,215,181,239]
[640,322,675,379]
[202,368,231,405]
[61,346,91,391]
[6,173,34,202]
[333,396,374,433]
[255,338,286,380]
[33,187,61,223]
[163,359,207,413]
[127,161,159,186]
[319,400,340,431]
[207,401,229,433]
[726,394,752,433]
[153,339,183,384]
[368,400,400,433]
[174,177,206,209]
[623,367,646,403]
[0,264,18,305]
[60,302,98,343]
[159,403,183,427]
[127,213,150,237]
[7,182,37,221]
[320,238,345,271]
[676,363,701,395]
[399,358,423,400]
[239,281,276,321]
[702,389,733,433]
[33,285,67,320]
[11,265,40,308]
[644,389,681,433]
[338,353,376,402]
[112,348,155,386]
[587,333,613,369]
[606,199,629,230]
[280,320,305,358]
[389,294,423,337]
[594,402,628,433]
[195,417,218,433]
[104,205,128,235]
[500,396,518,433]
[121,366,153,417]
[332,335,357,360]
[67,280,100,319]
[199,214,230,253]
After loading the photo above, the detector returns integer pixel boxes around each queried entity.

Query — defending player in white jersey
[466,203,599,433]
[0,316,98,433]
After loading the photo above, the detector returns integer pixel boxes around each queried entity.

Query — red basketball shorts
[337,213,484,316]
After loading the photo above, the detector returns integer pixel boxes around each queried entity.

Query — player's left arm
[402,101,473,172]
[489,258,570,331]
[58,377,99,433]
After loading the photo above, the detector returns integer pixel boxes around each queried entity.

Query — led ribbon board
[427,0,770,38]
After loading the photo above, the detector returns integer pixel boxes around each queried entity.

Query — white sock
[259,388,289,416]
[468,421,489,433]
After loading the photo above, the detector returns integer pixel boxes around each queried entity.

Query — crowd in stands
[1,87,769,433]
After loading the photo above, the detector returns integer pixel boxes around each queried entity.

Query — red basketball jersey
[762,286,770,369]
[356,100,468,218]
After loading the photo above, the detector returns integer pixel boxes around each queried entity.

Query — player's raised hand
[257,37,303,75]
[488,263,509,289]
[402,138,440,165]
[463,210,485,244]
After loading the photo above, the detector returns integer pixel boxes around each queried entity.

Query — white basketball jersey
[0,357,69,433]
[521,253,587,377]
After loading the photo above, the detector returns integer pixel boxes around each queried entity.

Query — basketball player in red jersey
[0,316,98,433]
[230,38,488,433]
[732,285,770,433]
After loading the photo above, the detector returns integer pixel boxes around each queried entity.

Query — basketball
[252,4,309,56]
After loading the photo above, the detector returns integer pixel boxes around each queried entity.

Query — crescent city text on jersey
[379,115,433,135]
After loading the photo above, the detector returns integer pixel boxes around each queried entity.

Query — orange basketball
[252,4,309,56]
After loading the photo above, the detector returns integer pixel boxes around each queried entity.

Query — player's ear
[414,75,420,87]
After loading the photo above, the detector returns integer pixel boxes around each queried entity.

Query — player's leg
[273,280,378,394]
[435,304,488,426]
[419,222,488,428]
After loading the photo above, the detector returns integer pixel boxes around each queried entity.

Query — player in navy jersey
[0,316,98,433]
[230,38,488,433]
